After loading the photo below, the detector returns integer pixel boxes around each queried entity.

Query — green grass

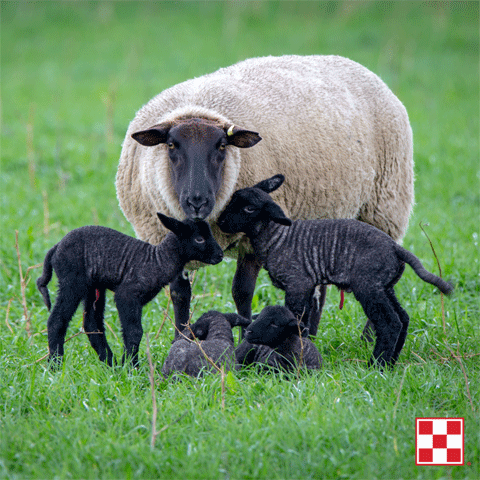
[1,1,479,479]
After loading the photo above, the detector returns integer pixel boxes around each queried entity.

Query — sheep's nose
[187,194,208,214]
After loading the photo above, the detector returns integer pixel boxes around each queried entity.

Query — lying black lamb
[161,310,251,378]
[236,305,322,372]
[37,214,223,367]
[218,174,453,368]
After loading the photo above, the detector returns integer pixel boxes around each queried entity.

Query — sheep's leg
[170,271,191,339]
[83,288,114,366]
[232,252,262,336]
[361,320,376,343]
[47,282,85,367]
[284,288,312,328]
[306,285,327,337]
[354,288,402,368]
[386,288,410,365]
[114,290,143,367]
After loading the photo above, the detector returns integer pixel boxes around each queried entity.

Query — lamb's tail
[36,245,57,311]
[394,244,454,295]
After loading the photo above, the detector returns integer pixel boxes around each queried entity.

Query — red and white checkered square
[416,418,464,465]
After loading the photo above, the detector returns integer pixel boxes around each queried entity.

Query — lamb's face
[217,188,268,234]
[244,306,301,348]
[179,220,224,265]
[158,214,224,265]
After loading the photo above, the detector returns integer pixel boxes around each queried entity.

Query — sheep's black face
[157,214,223,265]
[244,306,301,348]
[217,189,268,235]
[132,119,261,221]
[179,220,224,265]
[218,187,292,236]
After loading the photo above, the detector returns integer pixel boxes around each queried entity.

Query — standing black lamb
[161,311,251,378]
[236,306,322,372]
[218,175,453,368]
[37,214,223,367]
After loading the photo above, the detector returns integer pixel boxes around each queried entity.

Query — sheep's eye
[244,206,256,214]
[194,237,205,244]
[168,142,175,150]
[218,143,226,151]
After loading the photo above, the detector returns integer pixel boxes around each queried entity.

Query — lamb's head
[188,311,251,340]
[157,213,223,265]
[132,118,261,220]
[217,174,292,236]
[244,305,309,348]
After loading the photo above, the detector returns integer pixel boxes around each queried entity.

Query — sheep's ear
[191,324,206,339]
[300,324,310,337]
[265,202,292,226]
[157,213,187,236]
[132,123,171,146]
[253,174,285,193]
[225,125,262,148]
[224,313,251,328]
[288,319,309,337]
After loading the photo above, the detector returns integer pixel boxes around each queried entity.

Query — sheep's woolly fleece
[116,55,414,256]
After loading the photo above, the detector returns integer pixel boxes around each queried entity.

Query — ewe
[116,55,414,337]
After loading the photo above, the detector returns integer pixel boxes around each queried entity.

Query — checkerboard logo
[416,418,464,465]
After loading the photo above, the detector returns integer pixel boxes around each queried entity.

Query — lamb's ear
[132,123,171,146]
[265,202,292,226]
[191,324,206,339]
[299,323,310,338]
[224,313,251,328]
[288,318,309,337]
[253,174,285,193]
[225,125,262,148]
[157,213,187,236]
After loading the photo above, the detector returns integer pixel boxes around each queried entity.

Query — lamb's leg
[47,282,84,367]
[386,287,410,365]
[354,288,402,368]
[83,288,114,366]
[170,271,191,339]
[284,287,313,328]
[232,252,262,337]
[306,285,327,337]
[114,290,143,367]
[361,320,376,343]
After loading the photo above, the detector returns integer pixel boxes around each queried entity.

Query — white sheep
[116,55,414,333]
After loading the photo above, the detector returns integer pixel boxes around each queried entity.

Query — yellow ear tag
[227,125,235,136]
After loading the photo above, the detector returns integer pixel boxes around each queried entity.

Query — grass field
[1,1,479,479]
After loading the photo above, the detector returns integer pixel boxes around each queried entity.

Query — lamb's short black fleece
[218,175,453,368]
[37,218,223,367]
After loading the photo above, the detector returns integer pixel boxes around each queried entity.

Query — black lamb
[218,174,453,368]
[236,305,322,372]
[161,310,251,378]
[37,214,223,367]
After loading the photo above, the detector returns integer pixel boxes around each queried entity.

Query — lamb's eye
[194,237,205,244]
[219,143,226,151]
[244,206,255,214]
[168,142,175,150]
